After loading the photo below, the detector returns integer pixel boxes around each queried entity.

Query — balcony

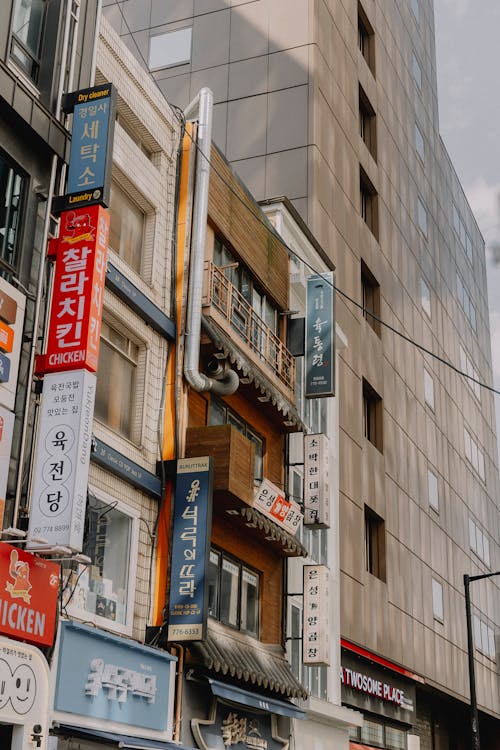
[202,262,295,402]
[185,424,255,507]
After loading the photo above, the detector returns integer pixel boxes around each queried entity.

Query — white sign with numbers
[253,478,303,536]
[28,369,96,551]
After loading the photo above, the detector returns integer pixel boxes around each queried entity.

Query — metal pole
[464,573,480,750]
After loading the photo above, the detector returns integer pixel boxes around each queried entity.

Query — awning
[239,506,308,557]
[187,619,308,700]
[208,678,306,720]
[52,725,197,750]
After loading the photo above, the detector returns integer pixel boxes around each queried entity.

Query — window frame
[9,0,47,84]
[149,26,193,71]
[417,195,428,236]
[62,490,140,637]
[359,85,377,160]
[0,149,26,274]
[361,260,381,336]
[432,578,444,622]
[94,316,145,445]
[208,546,260,637]
[423,367,435,410]
[364,505,386,581]
[427,468,439,512]
[357,2,376,76]
[363,378,383,452]
[108,179,146,274]
[360,166,379,239]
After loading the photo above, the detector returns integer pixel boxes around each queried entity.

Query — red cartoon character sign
[5,548,32,603]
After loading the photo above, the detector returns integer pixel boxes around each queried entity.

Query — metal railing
[204,262,295,393]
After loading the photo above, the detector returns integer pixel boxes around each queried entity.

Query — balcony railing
[203,262,295,394]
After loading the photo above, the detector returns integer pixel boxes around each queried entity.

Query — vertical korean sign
[303,433,330,528]
[305,273,335,398]
[57,83,116,210]
[303,565,330,666]
[168,457,213,641]
[28,369,96,551]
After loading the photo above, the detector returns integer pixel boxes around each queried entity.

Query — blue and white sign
[305,272,335,398]
[64,83,116,208]
[54,621,175,732]
[168,457,213,642]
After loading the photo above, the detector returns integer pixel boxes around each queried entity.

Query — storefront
[50,620,194,750]
[341,643,420,750]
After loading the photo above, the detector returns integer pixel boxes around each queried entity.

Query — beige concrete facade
[103,0,500,737]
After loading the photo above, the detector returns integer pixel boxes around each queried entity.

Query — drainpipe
[183,87,239,395]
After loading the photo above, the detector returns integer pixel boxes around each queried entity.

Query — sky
[433,0,500,462]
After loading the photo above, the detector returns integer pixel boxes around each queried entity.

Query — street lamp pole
[463,570,500,750]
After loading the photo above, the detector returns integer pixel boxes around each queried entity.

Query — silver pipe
[13,155,58,526]
[183,87,239,395]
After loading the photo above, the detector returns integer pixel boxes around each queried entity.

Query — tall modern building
[103,1,500,748]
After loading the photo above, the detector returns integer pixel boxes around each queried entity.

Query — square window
[421,278,431,318]
[95,320,141,442]
[428,469,439,511]
[0,151,25,272]
[417,196,428,236]
[361,260,381,336]
[363,378,383,452]
[62,494,137,632]
[109,181,145,273]
[10,0,46,82]
[149,27,192,70]
[432,578,443,621]
[415,123,425,162]
[364,505,386,581]
[424,367,434,409]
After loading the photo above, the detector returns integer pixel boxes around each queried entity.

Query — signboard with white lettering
[305,273,335,398]
[54,621,175,733]
[303,433,330,528]
[0,543,59,647]
[0,277,26,412]
[302,565,330,666]
[192,700,287,750]
[36,205,109,375]
[341,651,415,722]
[0,635,50,749]
[253,478,303,536]
[28,369,96,551]
[168,457,213,642]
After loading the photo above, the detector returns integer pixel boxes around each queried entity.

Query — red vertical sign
[36,205,109,374]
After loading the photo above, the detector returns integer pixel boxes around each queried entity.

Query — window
[428,469,439,512]
[149,27,192,70]
[364,505,386,581]
[412,52,422,89]
[421,278,431,318]
[360,167,379,239]
[109,182,145,273]
[423,367,434,410]
[464,426,485,481]
[10,0,46,82]
[209,397,263,481]
[361,260,381,336]
[0,152,25,273]
[456,272,477,330]
[363,378,383,451]
[359,86,377,160]
[473,614,496,660]
[460,345,481,400]
[432,578,443,621]
[208,548,259,636]
[95,320,141,441]
[415,123,425,162]
[410,0,420,22]
[453,202,473,263]
[469,518,490,567]
[350,720,406,749]
[62,494,137,632]
[358,3,375,75]
[417,195,428,236]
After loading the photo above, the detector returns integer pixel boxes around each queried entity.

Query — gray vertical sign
[305,272,335,398]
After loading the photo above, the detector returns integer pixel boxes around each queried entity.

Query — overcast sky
[433,0,500,461]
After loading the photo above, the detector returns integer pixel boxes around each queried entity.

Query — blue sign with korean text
[64,83,116,209]
[305,272,335,398]
[54,621,175,733]
[168,457,213,642]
